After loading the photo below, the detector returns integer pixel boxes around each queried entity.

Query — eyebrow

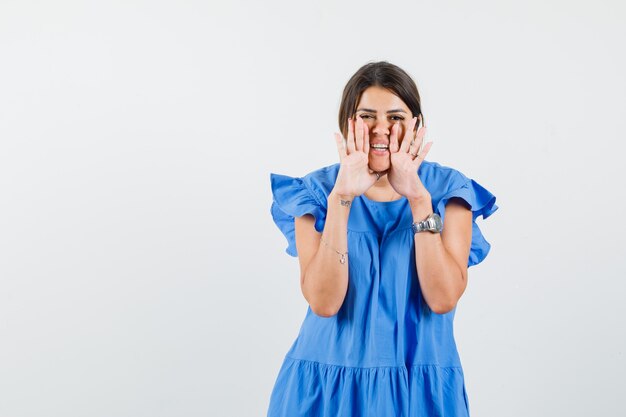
[356,108,407,114]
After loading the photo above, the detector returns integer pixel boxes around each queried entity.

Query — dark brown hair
[338,61,424,138]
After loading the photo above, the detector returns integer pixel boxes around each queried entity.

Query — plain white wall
[1,1,625,416]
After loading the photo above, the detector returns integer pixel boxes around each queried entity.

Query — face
[353,86,415,172]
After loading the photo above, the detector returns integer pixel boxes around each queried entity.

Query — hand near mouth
[387,115,433,202]
[331,117,382,199]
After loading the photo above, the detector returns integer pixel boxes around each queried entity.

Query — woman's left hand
[387,116,434,202]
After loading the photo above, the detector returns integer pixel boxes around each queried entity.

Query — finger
[413,125,427,154]
[389,122,400,152]
[355,117,364,152]
[346,117,356,154]
[334,132,347,161]
[400,117,418,153]
[414,141,433,165]
[409,126,422,157]
[363,122,370,153]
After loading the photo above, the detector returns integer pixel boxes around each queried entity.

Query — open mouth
[370,144,389,154]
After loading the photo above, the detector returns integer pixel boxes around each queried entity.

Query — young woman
[267,61,498,417]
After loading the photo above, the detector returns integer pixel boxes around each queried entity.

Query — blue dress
[267,160,498,417]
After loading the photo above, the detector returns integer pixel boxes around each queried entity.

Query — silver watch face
[431,213,443,232]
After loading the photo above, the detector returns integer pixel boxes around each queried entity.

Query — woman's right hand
[332,117,382,199]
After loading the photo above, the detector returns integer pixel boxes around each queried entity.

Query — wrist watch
[412,213,443,234]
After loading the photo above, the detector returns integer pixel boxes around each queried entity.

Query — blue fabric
[267,161,498,417]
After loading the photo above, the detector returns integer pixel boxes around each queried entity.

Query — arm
[294,116,379,317]
[294,191,352,317]
[409,196,473,314]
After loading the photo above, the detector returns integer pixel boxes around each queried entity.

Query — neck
[365,177,401,201]
[371,177,391,188]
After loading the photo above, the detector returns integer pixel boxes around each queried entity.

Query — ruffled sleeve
[434,176,499,267]
[270,173,327,257]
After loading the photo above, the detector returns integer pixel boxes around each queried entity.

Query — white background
[1,1,625,416]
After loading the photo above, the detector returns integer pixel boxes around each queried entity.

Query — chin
[368,158,390,173]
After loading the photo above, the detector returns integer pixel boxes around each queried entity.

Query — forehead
[357,86,409,111]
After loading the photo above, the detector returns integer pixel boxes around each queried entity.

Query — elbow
[304,287,342,317]
[430,301,456,315]
[310,303,340,318]
[302,275,347,318]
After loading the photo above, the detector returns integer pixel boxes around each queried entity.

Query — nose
[371,119,397,137]
[371,119,389,136]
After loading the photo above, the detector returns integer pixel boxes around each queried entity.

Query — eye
[359,114,373,119]
[390,115,405,121]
